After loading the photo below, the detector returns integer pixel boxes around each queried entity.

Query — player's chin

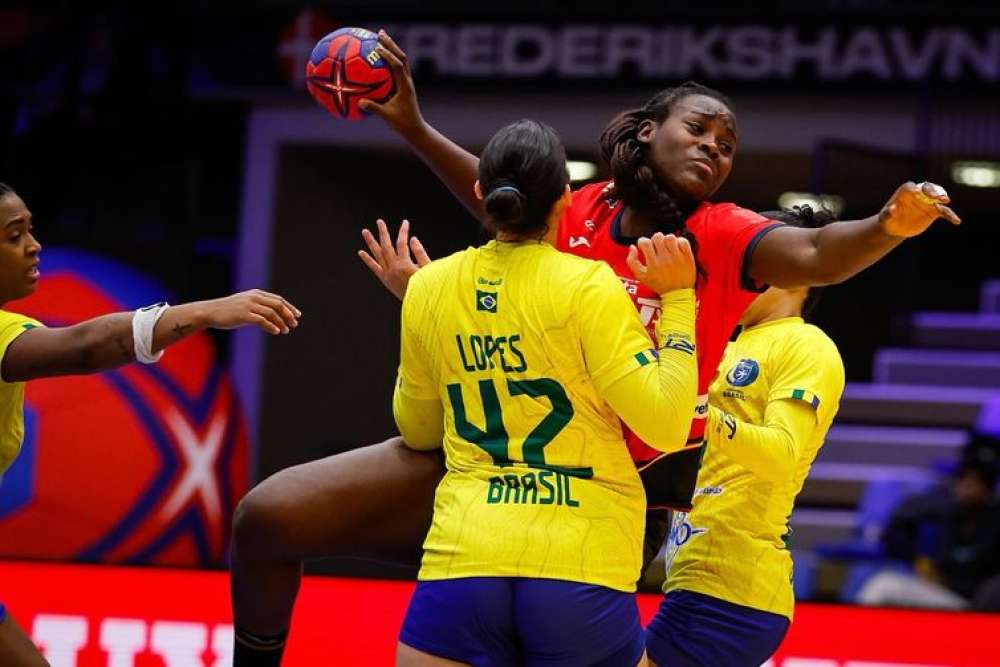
[18,279,38,298]
[673,173,716,203]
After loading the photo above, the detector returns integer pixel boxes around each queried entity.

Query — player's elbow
[641,398,699,455]
[753,438,798,484]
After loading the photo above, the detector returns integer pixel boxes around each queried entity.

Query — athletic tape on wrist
[132,302,170,364]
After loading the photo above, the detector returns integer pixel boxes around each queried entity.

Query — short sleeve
[397,273,439,401]
[557,182,605,251]
[0,313,42,384]
[768,327,846,425]
[702,205,783,294]
[576,262,658,394]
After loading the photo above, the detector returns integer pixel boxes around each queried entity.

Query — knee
[231,475,296,560]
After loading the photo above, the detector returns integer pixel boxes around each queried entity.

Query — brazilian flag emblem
[477,290,498,313]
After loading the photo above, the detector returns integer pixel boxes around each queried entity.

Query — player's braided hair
[758,205,838,319]
[480,119,569,237]
[599,82,734,266]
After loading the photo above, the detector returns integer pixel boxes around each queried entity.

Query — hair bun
[484,187,525,227]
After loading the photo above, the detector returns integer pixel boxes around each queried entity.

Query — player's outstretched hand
[358,30,423,134]
[626,233,696,295]
[879,181,961,238]
[359,218,432,300]
[203,290,301,335]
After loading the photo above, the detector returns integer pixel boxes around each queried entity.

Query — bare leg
[0,613,50,667]
[396,642,470,667]
[230,437,443,634]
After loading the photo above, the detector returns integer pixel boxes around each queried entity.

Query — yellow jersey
[0,309,43,474]
[664,316,845,618]
[395,240,696,592]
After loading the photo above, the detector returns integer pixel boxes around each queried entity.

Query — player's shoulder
[689,201,769,231]
[0,309,40,330]
[569,181,611,208]
[545,245,610,280]
[542,252,620,305]
[775,321,844,376]
[417,247,471,278]
[407,248,471,295]
[564,181,618,231]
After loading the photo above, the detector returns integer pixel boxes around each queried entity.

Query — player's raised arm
[2,289,300,382]
[749,181,961,288]
[358,30,484,221]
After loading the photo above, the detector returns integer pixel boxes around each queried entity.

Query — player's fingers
[637,236,657,264]
[376,219,396,258]
[254,294,299,329]
[252,304,289,334]
[248,312,282,335]
[378,30,409,66]
[252,291,302,318]
[625,244,645,276]
[375,44,407,78]
[660,233,679,256]
[396,219,410,257]
[936,203,962,226]
[676,236,695,262]
[358,249,385,277]
[358,99,386,117]
[919,181,950,204]
[361,227,385,264]
[410,236,431,266]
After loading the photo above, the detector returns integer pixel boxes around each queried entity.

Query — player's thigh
[0,612,49,667]
[645,590,788,667]
[515,580,645,667]
[235,436,444,560]
[396,642,470,667]
[399,579,519,667]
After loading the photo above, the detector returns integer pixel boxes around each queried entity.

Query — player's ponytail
[479,119,568,237]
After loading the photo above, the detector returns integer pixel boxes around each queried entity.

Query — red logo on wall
[278,8,338,88]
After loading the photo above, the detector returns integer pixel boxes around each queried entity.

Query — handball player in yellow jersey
[649,206,846,667]
[393,120,700,667]
[0,182,301,667]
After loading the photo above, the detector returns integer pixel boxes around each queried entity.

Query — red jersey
[556,181,780,462]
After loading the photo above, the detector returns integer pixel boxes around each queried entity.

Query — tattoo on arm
[171,322,193,340]
[116,336,132,361]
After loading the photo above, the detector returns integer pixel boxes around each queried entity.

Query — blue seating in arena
[793,280,1000,602]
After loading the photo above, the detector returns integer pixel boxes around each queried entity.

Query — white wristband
[132,302,170,364]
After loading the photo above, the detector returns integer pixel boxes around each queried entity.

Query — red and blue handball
[305,27,395,120]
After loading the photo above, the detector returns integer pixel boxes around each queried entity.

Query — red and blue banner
[0,249,250,566]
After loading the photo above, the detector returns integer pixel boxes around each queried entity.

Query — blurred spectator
[856,433,1000,610]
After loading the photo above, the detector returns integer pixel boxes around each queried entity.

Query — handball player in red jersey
[229,31,959,667]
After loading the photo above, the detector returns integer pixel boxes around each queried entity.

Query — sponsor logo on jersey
[664,511,707,574]
[568,236,591,248]
[726,358,760,387]
[584,219,596,231]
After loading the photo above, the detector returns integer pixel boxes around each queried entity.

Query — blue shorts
[645,590,789,667]
[400,577,644,667]
[0,602,5,623]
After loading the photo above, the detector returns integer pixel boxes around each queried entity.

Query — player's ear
[473,180,484,201]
